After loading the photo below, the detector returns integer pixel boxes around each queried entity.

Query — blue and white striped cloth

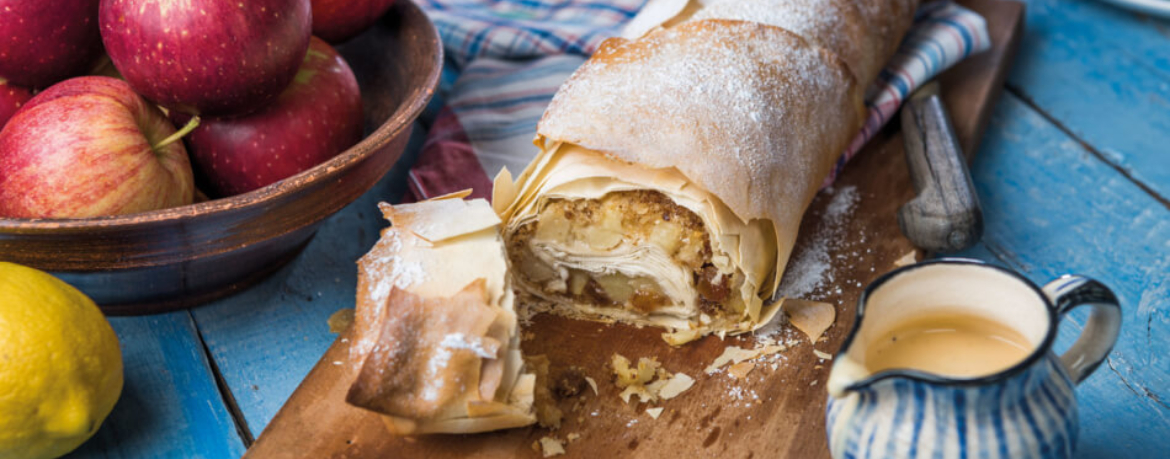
[832,1,991,183]
[417,0,644,65]
[406,0,991,201]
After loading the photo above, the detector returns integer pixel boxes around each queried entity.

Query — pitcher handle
[1042,275,1122,385]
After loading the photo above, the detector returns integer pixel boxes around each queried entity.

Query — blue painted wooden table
[65,0,1169,457]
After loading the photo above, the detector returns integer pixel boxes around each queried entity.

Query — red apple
[99,0,311,116]
[311,0,396,44]
[178,37,362,197]
[0,0,103,88]
[0,76,195,218]
[0,78,33,131]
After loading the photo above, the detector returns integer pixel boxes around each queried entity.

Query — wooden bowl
[0,1,442,315]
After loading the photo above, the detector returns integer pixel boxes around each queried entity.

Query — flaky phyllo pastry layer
[347,0,917,435]
[346,195,537,434]
[494,145,780,338]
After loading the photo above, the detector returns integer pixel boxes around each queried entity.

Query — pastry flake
[728,361,756,379]
[782,298,836,343]
[347,198,535,435]
[894,250,919,267]
[584,376,599,395]
[704,344,787,374]
[327,308,354,334]
[657,373,695,400]
[346,281,500,419]
[537,436,566,457]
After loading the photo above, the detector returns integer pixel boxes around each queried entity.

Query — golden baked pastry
[346,194,536,434]
[494,0,916,340]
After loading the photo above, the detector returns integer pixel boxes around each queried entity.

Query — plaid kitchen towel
[417,0,646,65]
[406,0,991,202]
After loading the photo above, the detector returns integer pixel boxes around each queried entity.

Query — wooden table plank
[186,124,426,438]
[1006,0,1170,201]
[956,92,1170,458]
[66,312,247,459]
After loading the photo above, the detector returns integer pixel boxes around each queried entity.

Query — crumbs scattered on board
[611,354,695,405]
[513,185,885,440]
[709,330,803,409]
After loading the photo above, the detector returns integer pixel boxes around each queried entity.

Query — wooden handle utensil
[897,81,983,253]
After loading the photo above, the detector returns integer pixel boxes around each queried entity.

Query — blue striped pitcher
[826,259,1121,459]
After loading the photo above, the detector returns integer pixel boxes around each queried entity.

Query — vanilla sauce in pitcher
[828,261,1123,459]
[864,312,1032,378]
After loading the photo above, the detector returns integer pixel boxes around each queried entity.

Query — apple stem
[153,116,201,151]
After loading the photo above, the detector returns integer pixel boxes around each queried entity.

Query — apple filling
[507,190,746,319]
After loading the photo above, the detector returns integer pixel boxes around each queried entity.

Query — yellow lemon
[0,262,123,459]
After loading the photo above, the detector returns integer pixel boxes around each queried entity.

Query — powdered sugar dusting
[752,309,803,342]
[391,260,426,292]
[353,230,432,360]
[538,18,858,227]
[440,333,497,359]
[710,334,800,407]
[776,185,857,299]
[423,346,453,401]
[364,231,428,308]
[419,333,496,401]
[693,0,903,86]
[824,185,859,223]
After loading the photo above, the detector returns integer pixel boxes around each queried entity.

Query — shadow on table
[68,376,155,457]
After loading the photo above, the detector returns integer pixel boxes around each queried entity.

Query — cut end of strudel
[495,144,783,343]
[345,193,538,434]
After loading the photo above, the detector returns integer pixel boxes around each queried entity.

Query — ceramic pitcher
[826,259,1121,459]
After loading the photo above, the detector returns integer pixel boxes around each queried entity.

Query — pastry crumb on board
[728,361,756,379]
[611,353,695,404]
[657,373,694,400]
[327,308,354,333]
[534,436,565,457]
[661,327,703,346]
[894,249,919,267]
[527,355,564,429]
[781,298,836,343]
[705,344,789,374]
[583,376,598,395]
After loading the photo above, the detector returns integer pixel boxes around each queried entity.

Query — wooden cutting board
[244,1,1023,457]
